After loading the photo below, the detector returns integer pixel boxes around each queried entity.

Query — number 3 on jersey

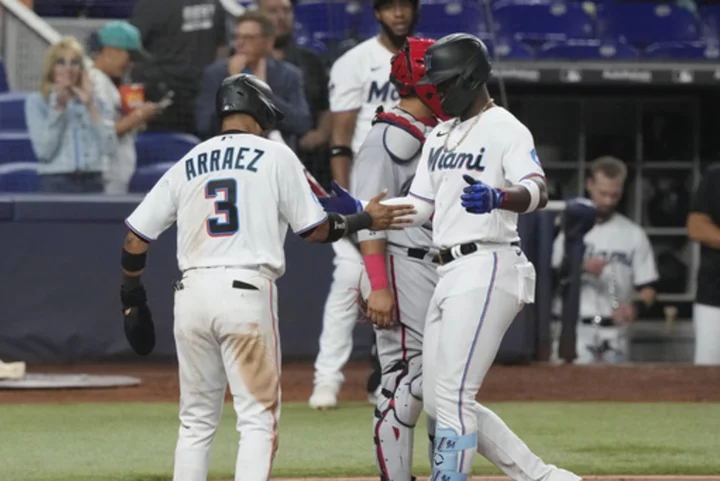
[206,178,239,237]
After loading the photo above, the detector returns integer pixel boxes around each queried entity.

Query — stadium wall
[0,197,550,364]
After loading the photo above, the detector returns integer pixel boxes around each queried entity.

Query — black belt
[407,247,440,264]
[581,317,614,327]
[436,241,520,265]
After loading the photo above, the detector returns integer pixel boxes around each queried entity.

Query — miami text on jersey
[368,80,400,104]
[185,147,265,181]
[427,145,486,172]
[585,244,634,267]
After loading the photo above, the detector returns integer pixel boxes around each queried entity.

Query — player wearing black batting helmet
[216,73,285,131]
[418,33,492,119]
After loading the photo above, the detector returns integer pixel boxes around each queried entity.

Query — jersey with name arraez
[408,106,545,249]
[329,36,398,154]
[125,132,327,280]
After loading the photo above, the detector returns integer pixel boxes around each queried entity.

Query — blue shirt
[25,91,117,175]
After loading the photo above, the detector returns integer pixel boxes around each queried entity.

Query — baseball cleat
[309,383,339,410]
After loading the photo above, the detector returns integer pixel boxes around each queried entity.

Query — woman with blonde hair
[25,36,117,193]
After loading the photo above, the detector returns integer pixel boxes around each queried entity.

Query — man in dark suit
[256,0,332,188]
[195,11,311,149]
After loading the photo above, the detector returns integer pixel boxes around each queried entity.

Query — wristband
[363,253,389,291]
[330,146,353,159]
[518,179,541,213]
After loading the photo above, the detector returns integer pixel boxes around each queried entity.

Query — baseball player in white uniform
[311,0,420,408]
[351,37,449,481]
[117,74,413,481]
[321,34,581,481]
[552,156,658,364]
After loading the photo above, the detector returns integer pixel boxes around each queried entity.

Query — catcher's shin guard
[373,354,423,481]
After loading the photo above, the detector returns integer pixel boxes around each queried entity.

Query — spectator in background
[90,21,163,195]
[687,164,720,365]
[130,0,230,135]
[25,37,117,193]
[256,0,332,187]
[552,156,658,364]
[195,11,311,148]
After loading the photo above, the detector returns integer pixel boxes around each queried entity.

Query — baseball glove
[121,280,155,356]
[122,304,156,356]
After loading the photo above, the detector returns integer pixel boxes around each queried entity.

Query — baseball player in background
[352,37,448,481]
[552,156,658,364]
[311,0,420,409]
[321,33,581,481]
[687,163,720,365]
[117,73,414,481]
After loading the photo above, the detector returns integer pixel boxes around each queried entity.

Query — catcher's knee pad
[432,427,478,481]
[376,354,423,426]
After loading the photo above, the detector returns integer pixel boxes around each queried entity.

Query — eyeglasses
[55,58,82,69]
[236,34,265,42]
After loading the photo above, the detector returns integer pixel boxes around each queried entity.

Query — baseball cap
[98,21,151,62]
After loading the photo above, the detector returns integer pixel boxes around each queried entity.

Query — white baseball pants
[172,267,281,481]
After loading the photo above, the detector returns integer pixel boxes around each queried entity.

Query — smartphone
[157,90,175,109]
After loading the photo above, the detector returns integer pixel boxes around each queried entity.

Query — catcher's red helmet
[390,37,448,121]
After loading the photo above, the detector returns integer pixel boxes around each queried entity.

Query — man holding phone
[91,21,164,194]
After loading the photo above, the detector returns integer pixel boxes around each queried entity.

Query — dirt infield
[1,361,720,403]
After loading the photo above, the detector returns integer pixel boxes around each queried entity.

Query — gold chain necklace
[443,98,496,153]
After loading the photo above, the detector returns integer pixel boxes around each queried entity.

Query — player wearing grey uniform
[352,38,447,481]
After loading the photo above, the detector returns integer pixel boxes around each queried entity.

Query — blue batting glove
[460,174,506,214]
[318,180,363,215]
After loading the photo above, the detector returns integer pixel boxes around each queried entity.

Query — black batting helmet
[216,73,284,131]
[417,33,492,118]
[373,0,419,10]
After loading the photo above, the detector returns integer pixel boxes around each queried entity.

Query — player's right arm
[120,171,177,355]
[276,147,414,244]
[688,166,720,249]
[328,52,361,188]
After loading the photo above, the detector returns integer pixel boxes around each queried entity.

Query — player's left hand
[461,174,506,214]
[318,181,363,215]
[367,288,396,329]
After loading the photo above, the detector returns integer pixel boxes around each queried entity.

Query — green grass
[0,402,719,481]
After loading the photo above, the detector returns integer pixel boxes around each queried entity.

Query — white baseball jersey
[328,36,399,154]
[552,213,659,318]
[407,106,545,249]
[125,132,327,280]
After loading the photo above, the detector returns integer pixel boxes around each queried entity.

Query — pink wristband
[363,253,389,291]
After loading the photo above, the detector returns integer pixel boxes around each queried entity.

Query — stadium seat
[134,132,199,167]
[492,0,595,42]
[33,0,85,17]
[644,41,720,60]
[0,60,8,93]
[0,132,36,164]
[485,37,535,59]
[0,92,30,131]
[294,1,357,42]
[699,4,720,39]
[0,162,39,193]
[128,162,174,193]
[601,3,700,46]
[538,39,639,60]
[86,0,137,19]
[414,2,488,39]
